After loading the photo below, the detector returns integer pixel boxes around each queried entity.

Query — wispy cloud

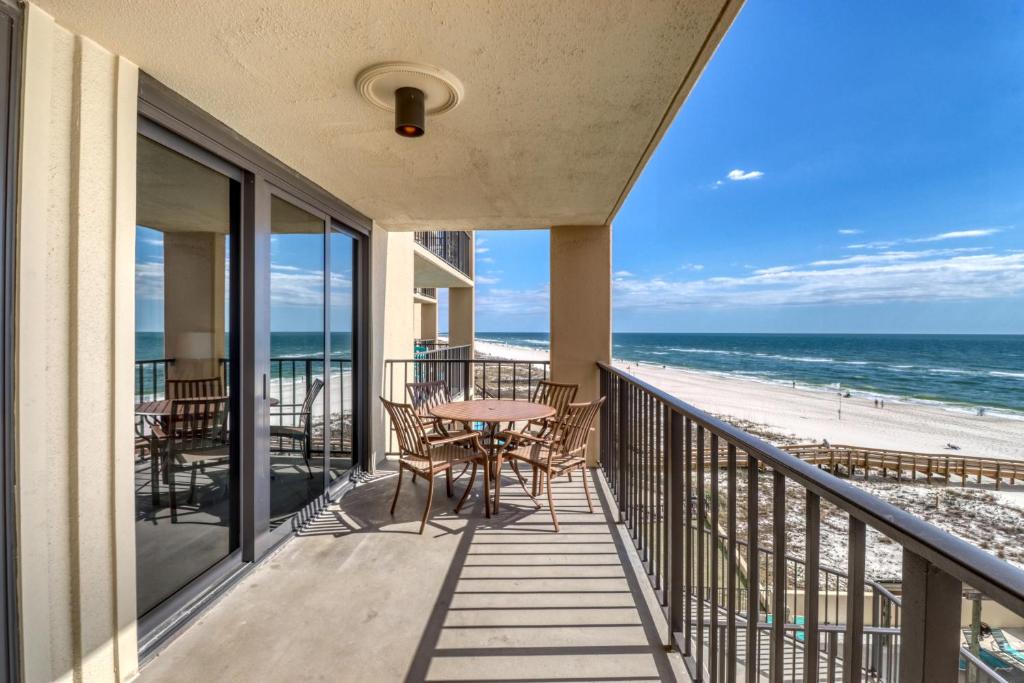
[477,284,549,316]
[476,274,501,285]
[679,263,705,271]
[613,249,1024,310]
[613,270,634,278]
[712,168,765,188]
[727,169,764,181]
[837,229,862,235]
[848,227,1004,250]
[476,246,490,254]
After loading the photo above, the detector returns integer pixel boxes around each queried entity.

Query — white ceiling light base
[356,62,464,116]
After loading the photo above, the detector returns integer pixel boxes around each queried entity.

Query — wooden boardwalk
[703,443,1024,490]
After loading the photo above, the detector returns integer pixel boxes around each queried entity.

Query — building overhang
[36,0,743,231]
[413,244,473,289]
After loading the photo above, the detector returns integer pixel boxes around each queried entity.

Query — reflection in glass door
[330,231,355,476]
[268,195,327,528]
[134,134,238,616]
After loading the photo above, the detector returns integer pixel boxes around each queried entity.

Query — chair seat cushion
[270,425,306,438]
[402,443,482,473]
[175,445,230,464]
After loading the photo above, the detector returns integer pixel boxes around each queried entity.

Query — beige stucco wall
[163,232,225,380]
[17,4,139,681]
[418,300,437,341]
[550,224,612,463]
[369,228,414,470]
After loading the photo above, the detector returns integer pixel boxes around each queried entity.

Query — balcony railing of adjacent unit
[382,355,550,453]
[414,287,437,299]
[135,357,353,456]
[414,339,449,353]
[598,362,1024,683]
[414,230,472,277]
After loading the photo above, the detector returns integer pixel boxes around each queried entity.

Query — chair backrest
[166,376,224,400]
[167,397,230,454]
[298,378,325,429]
[551,397,605,457]
[380,397,428,458]
[531,380,578,417]
[405,381,451,413]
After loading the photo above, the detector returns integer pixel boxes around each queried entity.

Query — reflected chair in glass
[270,378,324,479]
[150,397,231,523]
[381,397,488,534]
[496,397,605,532]
[166,376,224,399]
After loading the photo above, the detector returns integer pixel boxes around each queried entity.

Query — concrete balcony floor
[139,461,687,682]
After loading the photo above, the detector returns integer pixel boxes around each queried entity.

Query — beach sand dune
[474,339,1024,461]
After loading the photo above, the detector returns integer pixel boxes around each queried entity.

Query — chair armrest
[498,430,553,447]
[426,431,482,448]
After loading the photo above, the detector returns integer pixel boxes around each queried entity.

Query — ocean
[478,333,1024,416]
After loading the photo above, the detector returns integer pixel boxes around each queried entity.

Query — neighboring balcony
[415,230,473,280]
[414,287,437,300]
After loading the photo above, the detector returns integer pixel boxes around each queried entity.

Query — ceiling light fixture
[394,87,425,138]
[356,62,464,139]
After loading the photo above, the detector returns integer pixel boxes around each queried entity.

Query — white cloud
[837,229,862,235]
[478,256,495,264]
[679,263,704,271]
[476,283,549,316]
[135,260,164,300]
[612,250,1024,310]
[476,246,490,254]
[476,274,501,285]
[726,169,764,181]
[848,227,1004,250]
[613,270,634,278]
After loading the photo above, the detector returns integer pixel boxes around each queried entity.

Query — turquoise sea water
[478,333,1024,415]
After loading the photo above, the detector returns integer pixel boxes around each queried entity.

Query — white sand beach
[475,339,1024,461]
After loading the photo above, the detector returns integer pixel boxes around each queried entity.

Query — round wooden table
[430,399,555,515]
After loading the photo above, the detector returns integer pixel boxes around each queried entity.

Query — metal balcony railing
[414,287,437,299]
[598,362,1024,683]
[414,230,472,277]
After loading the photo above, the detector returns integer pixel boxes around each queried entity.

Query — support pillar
[550,224,611,462]
[163,232,226,380]
[448,287,474,352]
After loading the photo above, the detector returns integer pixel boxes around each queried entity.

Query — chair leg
[150,447,160,507]
[390,467,404,515]
[420,471,436,534]
[169,467,178,523]
[546,470,559,532]
[567,470,573,482]
[581,465,595,513]
[304,438,313,479]
[187,462,198,504]
[411,471,418,484]
[493,454,505,512]
[455,462,478,514]
[446,468,453,498]
[513,460,541,507]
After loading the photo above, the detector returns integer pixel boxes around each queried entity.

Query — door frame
[136,73,372,656]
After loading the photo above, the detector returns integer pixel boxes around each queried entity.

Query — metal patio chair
[271,378,324,479]
[381,397,488,534]
[496,397,604,532]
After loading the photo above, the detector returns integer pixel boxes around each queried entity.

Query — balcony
[137,357,1024,682]
[415,287,438,300]
[415,230,473,278]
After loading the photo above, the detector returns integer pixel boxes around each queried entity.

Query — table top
[430,399,555,424]
[136,396,278,415]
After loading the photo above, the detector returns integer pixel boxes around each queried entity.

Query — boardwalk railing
[598,362,1024,683]
[414,230,472,276]
[381,357,550,453]
[785,444,1024,490]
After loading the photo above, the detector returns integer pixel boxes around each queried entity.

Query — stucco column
[163,232,225,380]
[550,224,611,463]
[447,287,474,352]
[420,301,438,340]
[369,227,415,470]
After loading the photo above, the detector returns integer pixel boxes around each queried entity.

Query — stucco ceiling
[41,0,741,230]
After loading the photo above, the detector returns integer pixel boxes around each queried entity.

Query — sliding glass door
[267,193,328,530]
[134,131,240,618]
[330,229,356,476]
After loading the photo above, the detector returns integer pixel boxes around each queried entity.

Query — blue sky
[465,0,1024,334]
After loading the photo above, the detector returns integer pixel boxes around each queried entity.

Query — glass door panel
[135,134,237,616]
[329,231,355,477]
[268,195,327,529]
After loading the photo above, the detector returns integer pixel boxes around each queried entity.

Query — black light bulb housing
[395,86,425,137]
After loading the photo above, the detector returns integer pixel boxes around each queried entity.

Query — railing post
[463,357,472,400]
[617,377,629,524]
[899,549,962,683]
[668,408,684,647]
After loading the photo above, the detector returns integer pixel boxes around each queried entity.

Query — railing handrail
[598,361,1024,618]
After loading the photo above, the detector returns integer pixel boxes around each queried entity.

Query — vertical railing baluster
[618,377,629,523]
[805,491,821,681]
[684,417,694,659]
[843,518,865,683]
[745,456,759,683]
[726,443,738,681]
[771,471,785,683]
[710,433,720,682]
[669,407,684,650]
[696,425,706,679]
